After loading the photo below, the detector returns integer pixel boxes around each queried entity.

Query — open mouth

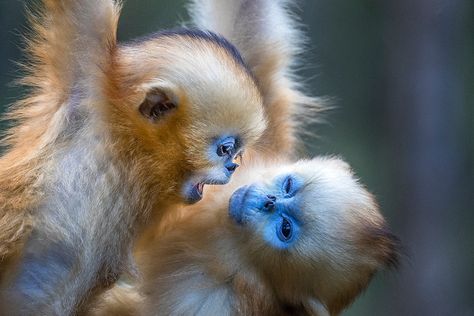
[194,182,205,198]
[182,157,241,204]
[196,182,204,195]
[182,169,236,204]
[184,181,205,204]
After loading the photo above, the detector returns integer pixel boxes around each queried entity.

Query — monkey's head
[107,30,265,206]
[229,157,399,314]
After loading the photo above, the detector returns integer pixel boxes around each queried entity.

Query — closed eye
[283,176,293,195]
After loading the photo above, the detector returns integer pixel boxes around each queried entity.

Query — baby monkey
[90,0,399,314]
[0,0,265,314]
[92,157,399,316]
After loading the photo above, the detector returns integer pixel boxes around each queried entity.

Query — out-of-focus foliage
[0,0,472,314]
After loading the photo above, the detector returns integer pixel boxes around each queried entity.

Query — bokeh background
[0,0,472,315]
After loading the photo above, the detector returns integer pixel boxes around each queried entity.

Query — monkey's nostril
[266,195,276,202]
[263,195,276,212]
[264,200,275,211]
[263,194,277,211]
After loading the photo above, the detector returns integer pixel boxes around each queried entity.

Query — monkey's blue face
[182,135,242,204]
[229,174,303,249]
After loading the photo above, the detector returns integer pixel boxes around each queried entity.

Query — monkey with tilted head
[134,156,399,316]
[0,0,267,314]
[90,0,399,316]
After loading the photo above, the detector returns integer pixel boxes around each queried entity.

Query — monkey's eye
[283,176,293,195]
[139,90,177,121]
[278,217,292,241]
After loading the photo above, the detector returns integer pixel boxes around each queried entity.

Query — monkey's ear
[137,82,180,122]
[304,298,330,316]
[188,0,301,87]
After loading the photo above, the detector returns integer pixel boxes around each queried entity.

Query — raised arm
[0,0,122,314]
[26,0,119,101]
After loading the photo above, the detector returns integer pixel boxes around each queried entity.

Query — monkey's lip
[183,170,234,204]
[183,182,205,204]
[228,185,251,225]
[193,182,205,198]
[183,170,233,204]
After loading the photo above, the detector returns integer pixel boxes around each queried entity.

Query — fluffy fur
[91,160,398,316]
[89,1,398,315]
[0,0,266,314]
[136,158,398,316]
[189,0,322,158]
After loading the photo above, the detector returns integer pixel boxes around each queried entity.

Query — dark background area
[0,0,473,315]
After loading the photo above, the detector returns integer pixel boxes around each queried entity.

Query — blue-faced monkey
[89,1,399,315]
[0,0,266,314]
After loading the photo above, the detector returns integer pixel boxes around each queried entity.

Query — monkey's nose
[267,195,276,202]
[225,162,239,174]
[216,137,236,157]
[263,195,276,212]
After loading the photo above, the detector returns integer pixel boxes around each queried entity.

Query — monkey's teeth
[196,183,204,196]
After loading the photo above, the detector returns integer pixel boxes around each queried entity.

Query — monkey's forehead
[123,28,255,82]
[117,31,263,114]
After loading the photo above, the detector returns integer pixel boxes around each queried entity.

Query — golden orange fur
[0,0,265,313]
[89,1,398,315]
[91,157,398,316]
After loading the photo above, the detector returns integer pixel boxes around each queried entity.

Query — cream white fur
[189,0,302,73]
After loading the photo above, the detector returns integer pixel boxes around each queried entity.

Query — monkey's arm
[25,0,118,104]
[189,0,322,157]
[2,0,119,154]
[0,0,123,313]
[0,140,137,315]
[0,0,119,262]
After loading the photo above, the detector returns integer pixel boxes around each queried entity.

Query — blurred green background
[0,0,472,315]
